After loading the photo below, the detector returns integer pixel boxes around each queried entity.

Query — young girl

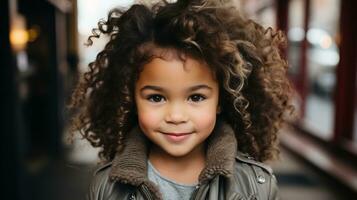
[69,0,293,199]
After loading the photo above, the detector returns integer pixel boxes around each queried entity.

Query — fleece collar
[109,121,237,199]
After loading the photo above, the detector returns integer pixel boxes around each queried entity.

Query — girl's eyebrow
[140,84,213,92]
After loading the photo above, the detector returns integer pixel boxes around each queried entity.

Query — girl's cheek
[200,113,217,128]
[138,108,162,127]
[192,105,217,128]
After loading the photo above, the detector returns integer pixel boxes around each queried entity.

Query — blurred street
[2,0,357,199]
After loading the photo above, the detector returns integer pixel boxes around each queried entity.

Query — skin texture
[134,52,220,184]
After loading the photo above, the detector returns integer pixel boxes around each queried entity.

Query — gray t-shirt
[147,160,198,200]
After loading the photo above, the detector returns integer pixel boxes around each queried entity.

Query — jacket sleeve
[269,174,279,200]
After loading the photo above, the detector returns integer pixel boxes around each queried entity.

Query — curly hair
[69,0,294,162]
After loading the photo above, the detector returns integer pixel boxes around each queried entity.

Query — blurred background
[1,0,356,199]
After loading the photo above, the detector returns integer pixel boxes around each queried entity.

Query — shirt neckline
[148,160,198,188]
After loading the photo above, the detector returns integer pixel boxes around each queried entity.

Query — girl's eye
[147,94,165,103]
[189,94,206,102]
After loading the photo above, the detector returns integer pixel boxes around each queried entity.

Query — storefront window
[287,0,304,81]
[304,0,340,139]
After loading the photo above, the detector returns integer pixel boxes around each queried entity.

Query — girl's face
[135,53,220,158]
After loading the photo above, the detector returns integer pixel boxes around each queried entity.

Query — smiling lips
[163,132,192,136]
[161,132,193,142]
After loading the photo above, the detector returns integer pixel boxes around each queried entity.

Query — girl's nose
[165,103,188,124]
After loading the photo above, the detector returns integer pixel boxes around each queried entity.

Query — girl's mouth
[161,132,193,142]
[164,132,192,136]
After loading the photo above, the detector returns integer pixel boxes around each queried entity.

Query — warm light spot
[28,27,40,42]
[320,35,332,49]
[10,28,29,51]
[10,14,28,51]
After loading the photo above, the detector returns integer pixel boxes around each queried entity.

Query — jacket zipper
[128,193,136,200]
[139,184,154,200]
[190,184,201,200]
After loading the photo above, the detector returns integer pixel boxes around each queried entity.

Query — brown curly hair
[69,0,294,162]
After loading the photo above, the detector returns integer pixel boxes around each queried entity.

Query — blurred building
[2,0,78,199]
[1,0,357,199]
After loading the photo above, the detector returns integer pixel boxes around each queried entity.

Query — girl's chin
[162,144,204,158]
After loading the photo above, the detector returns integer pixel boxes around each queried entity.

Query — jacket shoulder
[87,162,113,200]
[233,152,279,199]
[93,162,113,176]
[88,162,134,200]
[235,151,273,175]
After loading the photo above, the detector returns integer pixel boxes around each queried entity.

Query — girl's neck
[148,143,206,185]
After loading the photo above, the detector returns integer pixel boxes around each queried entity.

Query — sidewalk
[272,149,346,200]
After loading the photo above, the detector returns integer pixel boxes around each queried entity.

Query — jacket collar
[109,120,237,198]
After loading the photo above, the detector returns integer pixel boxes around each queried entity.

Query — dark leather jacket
[87,122,279,200]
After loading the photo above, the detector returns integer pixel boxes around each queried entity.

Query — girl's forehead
[136,55,218,88]
[136,43,217,84]
[138,42,206,66]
